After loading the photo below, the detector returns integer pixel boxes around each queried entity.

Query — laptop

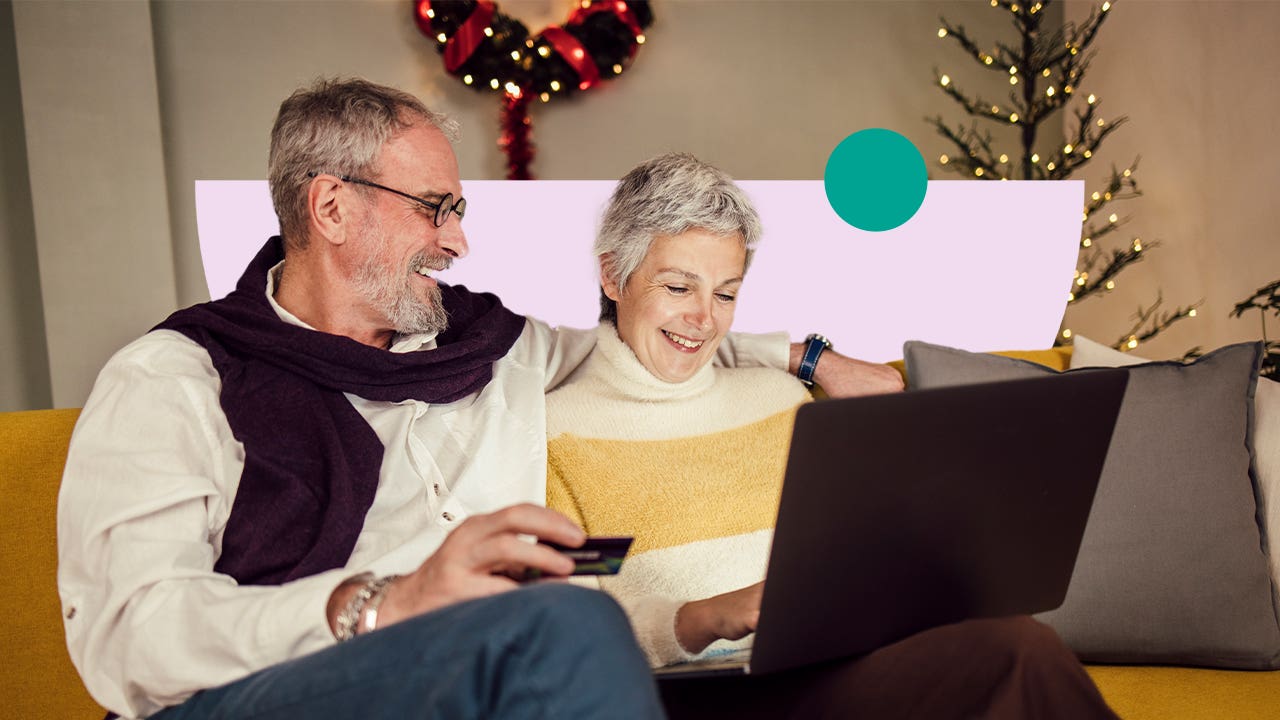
[655,369,1128,679]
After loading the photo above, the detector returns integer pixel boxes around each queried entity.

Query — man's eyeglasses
[307,172,466,228]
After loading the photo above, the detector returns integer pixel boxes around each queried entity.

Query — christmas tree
[927,0,1198,351]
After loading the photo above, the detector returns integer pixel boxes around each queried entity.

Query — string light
[1046,86,1056,97]
[1042,68,1051,77]
[511,50,521,60]
[1047,161,1056,170]
[999,154,1009,163]
[425,7,435,18]
[540,92,550,102]
[538,46,551,57]
[1031,153,1040,163]
[984,55,994,65]
[1064,144,1074,154]
[1097,118,1106,127]
[1126,336,1139,350]
[1106,280,1116,290]
[1092,192,1101,200]
[489,78,500,89]
[613,64,623,74]
[1063,85,1073,94]
[526,39,535,48]
[974,167,985,177]
[483,26,494,37]
[436,32,447,43]
[940,74,951,86]
[1109,213,1118,223]
[463,74,474,85]
[1133,239,1143,251]
[550,80,562,91]
[1010,76,1018,85]
[636,34,646,44]
[1102,1,1112,11]
[1189,309,1198,317]
[1063,328,1074,338]
[1087,94,1097,104]
[1083,150,1092,158]
[1009,112,1019,122]
[1082,237,1093,247]
[938,28,948,38]
[504,81,521,96]
[940,154,950,164]
[992,105,1000,114]
[1123,168,1132,177]
[1010,66,1018,75]
[1104,191,1112,200]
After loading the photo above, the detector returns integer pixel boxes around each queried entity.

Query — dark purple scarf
[155,237,526,585]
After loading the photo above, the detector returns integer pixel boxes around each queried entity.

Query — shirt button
[442,511,454,522]
[433,483,441,495]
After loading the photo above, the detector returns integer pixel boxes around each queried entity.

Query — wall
[0,1,50,411]
[2,0,1278,409]
[11,0,177,409]
[1061,0,1280,358]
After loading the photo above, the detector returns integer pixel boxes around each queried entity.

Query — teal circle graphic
[824,129,928,232]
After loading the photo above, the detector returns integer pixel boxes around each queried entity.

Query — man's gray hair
[595,152,762,322]
[268,77,459,248]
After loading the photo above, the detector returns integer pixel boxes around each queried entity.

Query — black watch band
[797,334,832,388]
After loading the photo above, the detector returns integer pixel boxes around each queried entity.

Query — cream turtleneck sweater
[546,323,810,667]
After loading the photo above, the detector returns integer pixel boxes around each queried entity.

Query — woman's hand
[674,582,764,654]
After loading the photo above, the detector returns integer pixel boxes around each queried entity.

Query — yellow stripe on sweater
[547,409,797,555]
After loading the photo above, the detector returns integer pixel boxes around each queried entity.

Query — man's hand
[674,582,764,655]
[788,343,905,398]
[327,504,585,636]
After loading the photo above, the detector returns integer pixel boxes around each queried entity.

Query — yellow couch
[5,397,1280,718]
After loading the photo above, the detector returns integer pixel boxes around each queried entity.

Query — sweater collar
[590,322,716,400]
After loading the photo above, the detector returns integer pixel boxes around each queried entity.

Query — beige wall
[2,0,1278,409]
[0,0,50,410]
[1060,0,1280,359]
[11,0,177,409]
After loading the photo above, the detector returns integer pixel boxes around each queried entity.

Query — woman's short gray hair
[268,77,459,248]
[595,153,762,322]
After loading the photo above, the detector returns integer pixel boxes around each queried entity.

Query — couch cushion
[1070,334,1280,626]
[0,409,106,718]
[1086,665,1280,720]
[903,340,1280,668]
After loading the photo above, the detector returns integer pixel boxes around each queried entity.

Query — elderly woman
[546,153,1117,719]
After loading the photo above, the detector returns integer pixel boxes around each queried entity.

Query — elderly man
[57,78,895,719]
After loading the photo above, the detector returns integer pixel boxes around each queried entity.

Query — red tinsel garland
[499,91,534,180]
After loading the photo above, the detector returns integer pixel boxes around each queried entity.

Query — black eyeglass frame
[306,171,466,228]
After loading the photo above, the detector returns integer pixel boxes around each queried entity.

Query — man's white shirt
[57,266,789,718]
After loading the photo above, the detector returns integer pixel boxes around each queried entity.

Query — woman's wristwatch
[797,333,832,388]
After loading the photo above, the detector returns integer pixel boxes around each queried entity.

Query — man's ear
[599,255,623,301]
[307,174,352,246]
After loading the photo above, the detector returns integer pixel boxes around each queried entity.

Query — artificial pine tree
[928,0,1198,351]
[1231,279,1280,379]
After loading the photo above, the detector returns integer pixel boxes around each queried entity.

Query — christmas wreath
[414,0,654,178]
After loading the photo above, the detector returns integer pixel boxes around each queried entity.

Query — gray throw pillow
[903,340,1280,668]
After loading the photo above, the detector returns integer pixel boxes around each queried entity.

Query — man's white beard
[354,221,451,337]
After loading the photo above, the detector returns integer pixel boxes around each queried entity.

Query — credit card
[525,536,634,579]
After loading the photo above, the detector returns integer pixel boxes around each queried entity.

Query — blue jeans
[151,583,664,720]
